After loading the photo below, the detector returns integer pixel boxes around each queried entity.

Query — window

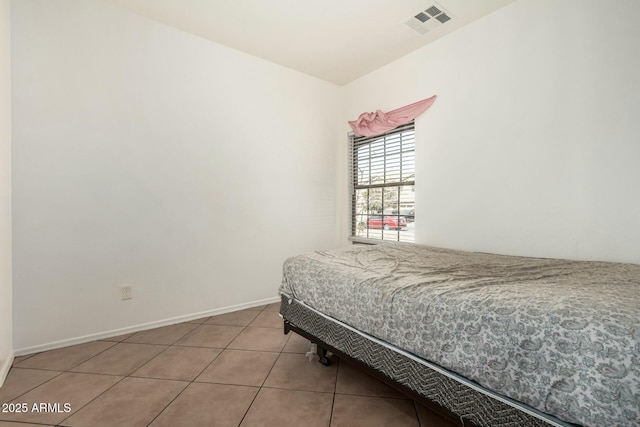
[350,122,415,243]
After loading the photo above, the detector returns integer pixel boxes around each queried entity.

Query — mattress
[278,243,640,427]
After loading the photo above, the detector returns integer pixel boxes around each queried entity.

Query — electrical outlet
[120,285,132,300]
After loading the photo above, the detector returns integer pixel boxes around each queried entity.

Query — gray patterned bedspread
[279,243,640,427]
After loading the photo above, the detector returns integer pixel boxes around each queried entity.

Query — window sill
[348,236,387,245]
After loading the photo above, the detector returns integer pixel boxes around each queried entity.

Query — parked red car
[366,215,407,230]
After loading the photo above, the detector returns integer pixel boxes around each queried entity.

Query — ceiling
[101,0,516,85]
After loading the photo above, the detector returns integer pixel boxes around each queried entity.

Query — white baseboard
[14,296,281,356]
[0,351,14,387]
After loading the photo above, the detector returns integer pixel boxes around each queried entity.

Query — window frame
[348,121,416,244]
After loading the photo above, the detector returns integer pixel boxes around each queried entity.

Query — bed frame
[280,295,571,427]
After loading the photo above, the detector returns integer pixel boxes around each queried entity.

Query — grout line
[258,343,286,389]
[56,375,128,426]
[185,347,225,383]
[0,371,65,407]
[171,344,272,352]
[329,361,340,427]
[332,390,413,400]
[244,385,335,394]
[12,340,119,372]
[236,326,286,426]
[11,353,38,365]
[147,314,264,426]
[120,324,205,376]
[60,341,120,372]
[236,381,262,426]
[55,310,275,424]
[6,366,65,373]
[147,316,254,425]
[66,345,170,376]
[6,367,125,378]
[0,420,57,426]
[125,345,176,379]
[413,400,422,427]
[5,306,425,427]
[143,380,190,427]
[237,325,282,330]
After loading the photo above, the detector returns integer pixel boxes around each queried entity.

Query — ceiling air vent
[404,3,453,35]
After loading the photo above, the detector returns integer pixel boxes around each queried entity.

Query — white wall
[0,0,13,383]
[343,0,640,264]
[11,0,640,353]
[12,0,341,351]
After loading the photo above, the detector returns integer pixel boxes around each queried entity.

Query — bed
[278,243,640,427]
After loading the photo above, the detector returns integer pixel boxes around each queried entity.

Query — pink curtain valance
[348,95,437,138]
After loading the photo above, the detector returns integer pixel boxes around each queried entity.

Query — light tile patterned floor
[0,303,459,427]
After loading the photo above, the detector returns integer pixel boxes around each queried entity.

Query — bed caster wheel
[317,346,332,366]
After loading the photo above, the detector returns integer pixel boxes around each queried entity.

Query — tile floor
[0,303,459,427]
